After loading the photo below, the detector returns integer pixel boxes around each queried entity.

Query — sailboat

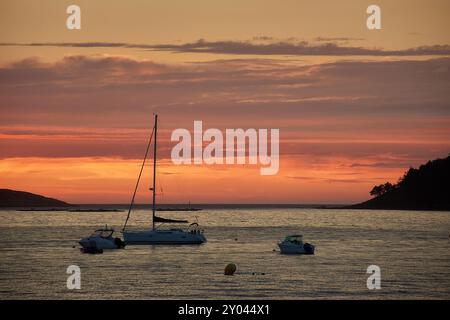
[122,114,206,245]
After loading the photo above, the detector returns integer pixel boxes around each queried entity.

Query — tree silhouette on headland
[369,182,394,197]
[350,154,450,211]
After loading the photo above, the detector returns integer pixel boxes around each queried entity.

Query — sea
[0,207,449,299]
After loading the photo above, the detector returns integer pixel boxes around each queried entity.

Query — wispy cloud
[2,39,450,56]
[314,37,365,42]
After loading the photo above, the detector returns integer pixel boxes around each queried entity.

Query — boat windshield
[92,229,114,238]
[285,235,303,242]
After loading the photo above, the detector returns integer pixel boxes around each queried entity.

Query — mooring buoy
[224,263,237,275]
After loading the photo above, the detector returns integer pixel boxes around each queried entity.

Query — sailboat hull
[123,229,206,245]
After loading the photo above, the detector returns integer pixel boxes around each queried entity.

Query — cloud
[286,175,319,181]
[314,37,365,42]
[0,55,170,87]
[2,39,450,56]
[324,178,371,184]
[285,175,371,183]
[0,55,449,163]
[349,162,413,169]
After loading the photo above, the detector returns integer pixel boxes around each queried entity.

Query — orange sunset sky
[1,0,450,204]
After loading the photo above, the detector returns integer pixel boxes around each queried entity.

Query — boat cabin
[284,235,303,244]
[92,228,115,239]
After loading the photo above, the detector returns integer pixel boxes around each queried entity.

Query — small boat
[122,114,207,245]
[278,235,315,254]
[79,226,126,251]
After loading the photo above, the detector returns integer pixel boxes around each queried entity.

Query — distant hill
[0,189,73,208]
[349,154,450,211]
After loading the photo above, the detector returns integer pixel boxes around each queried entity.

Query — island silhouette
[0,189,73,208]
[349,154,450,211]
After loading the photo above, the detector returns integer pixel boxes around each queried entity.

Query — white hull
[124,229,206,245]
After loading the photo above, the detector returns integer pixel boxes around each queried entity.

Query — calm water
[0,208,449,299]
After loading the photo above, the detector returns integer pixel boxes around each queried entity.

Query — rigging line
[122,125,155,232]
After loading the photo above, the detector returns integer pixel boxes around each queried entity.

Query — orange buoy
[224,263,237,275]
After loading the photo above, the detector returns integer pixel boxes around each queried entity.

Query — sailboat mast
[152,114,158,230]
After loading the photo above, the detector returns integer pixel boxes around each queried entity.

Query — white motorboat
[122,114,207,245]
[278,235,315,254]
[79,226,126,251]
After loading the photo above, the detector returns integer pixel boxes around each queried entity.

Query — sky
[0,0,449,204]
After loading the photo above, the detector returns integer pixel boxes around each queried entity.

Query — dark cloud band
[1,39,450,56]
